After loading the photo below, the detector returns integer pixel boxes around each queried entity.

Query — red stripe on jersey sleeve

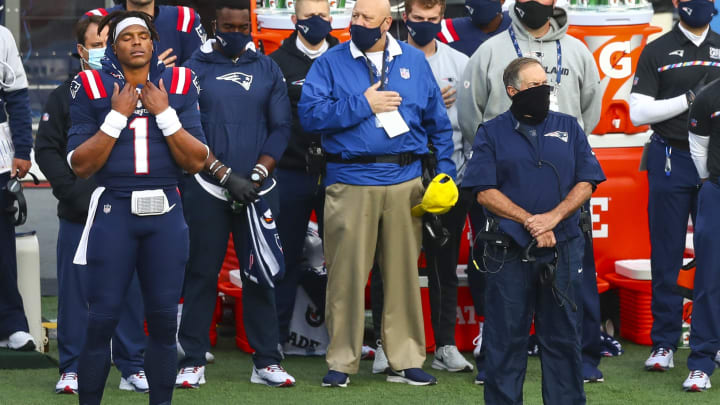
[446,19,460,41]
[186,9,196,33]
[437,31,448,44]
[176,6,184,32]
[171,67,180,94]
[182,68,191,94]
[91,70,107,98]
[78,71,94,99]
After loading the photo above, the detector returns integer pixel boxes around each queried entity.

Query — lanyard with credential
[362,40,391,90]
[508,25,562,86]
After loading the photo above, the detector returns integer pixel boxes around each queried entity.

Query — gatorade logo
[590,197,609,238]
[599,41,632,79]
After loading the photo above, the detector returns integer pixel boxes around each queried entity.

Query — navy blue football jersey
[86,5,206,65]
[68,52,206,191]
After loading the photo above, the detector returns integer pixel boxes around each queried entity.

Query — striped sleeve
[78,70,108,100]
[438,19,459,44]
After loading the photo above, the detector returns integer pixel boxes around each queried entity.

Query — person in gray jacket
[457,0,607,384]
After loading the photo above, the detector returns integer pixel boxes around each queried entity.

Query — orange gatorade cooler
[567,5,661,134]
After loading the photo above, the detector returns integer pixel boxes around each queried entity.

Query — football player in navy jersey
[67,11,208,405]
[86,0,206,67]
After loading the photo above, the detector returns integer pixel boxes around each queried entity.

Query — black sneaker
[321,370,349,387]
[387,368,437,386]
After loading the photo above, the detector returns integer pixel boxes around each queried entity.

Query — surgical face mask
[296,15,332,46]
[510,84,552,125]
[350,23,383,51]
[465,0,502,27]
[216,30,253,57]
[405,20,441,46]
[514,1,554,30]
[81,45,106,70]
[679,0,718,28]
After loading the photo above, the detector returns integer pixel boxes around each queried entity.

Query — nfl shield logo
[710,47,720,60]
[400,68,410,79]
[103,204,111,214]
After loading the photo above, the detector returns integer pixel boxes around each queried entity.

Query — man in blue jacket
[299,0,455,387]
[462,57,605,404]
[176,0,295,388]
[0,21,35,353]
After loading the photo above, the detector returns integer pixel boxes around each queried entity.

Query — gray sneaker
[432,345,474,372]
[373,342,389,374]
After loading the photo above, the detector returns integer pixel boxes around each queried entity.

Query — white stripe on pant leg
[74,187,106,265]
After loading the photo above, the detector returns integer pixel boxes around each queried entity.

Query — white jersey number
[129,117,149,174]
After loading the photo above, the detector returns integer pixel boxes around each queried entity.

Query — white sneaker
[715,350,720,367]
[683,370,712,392]
[55,372,78,394]
[206,352,215,364]
[432,345,474,372]
[175,366,205,389]
[373,342,389,374]
[473,322,483,359]
[251,365,295,387]
[119,370,149,393]
[0,331,36,351]
[645,347,674,371]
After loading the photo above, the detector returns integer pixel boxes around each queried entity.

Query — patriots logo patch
[70,80,81,99]
[669,49,684,57]
[298,24,310,34]
[544,131,568,143]
[196,25,207,43]
[291,79,305,86]
[682,6,692,15]
[216,72,253,91]
[193,75,201,93]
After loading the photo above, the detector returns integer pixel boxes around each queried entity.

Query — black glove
[224,172,258,204]
[688,73,710,107]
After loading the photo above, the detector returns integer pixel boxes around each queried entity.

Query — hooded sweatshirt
[183,40,291,187]
[457,6,601,144]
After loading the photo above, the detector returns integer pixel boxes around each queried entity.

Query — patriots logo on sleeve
[216,72,253,91]
[70,79,81,99]
[196,25,207,43]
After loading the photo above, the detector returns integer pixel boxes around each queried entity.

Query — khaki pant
[323,178,426,374]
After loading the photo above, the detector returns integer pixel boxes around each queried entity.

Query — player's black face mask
[510,84,552,125]
[514,1,553,30]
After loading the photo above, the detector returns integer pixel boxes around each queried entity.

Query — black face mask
[510,84,552,125]
[514,1,554,30]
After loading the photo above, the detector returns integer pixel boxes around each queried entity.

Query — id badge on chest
[549,86,560,112]
[131,189,175,216]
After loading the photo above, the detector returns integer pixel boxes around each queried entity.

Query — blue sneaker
[474,368,486,385]
[582,363,604,383]
[387,368,437,386]
[321,370,349,387]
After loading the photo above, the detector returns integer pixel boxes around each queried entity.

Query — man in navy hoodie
[176,0,294,388]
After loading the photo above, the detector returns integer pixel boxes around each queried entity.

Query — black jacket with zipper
[269,31,339,173]
[35,77,96,224]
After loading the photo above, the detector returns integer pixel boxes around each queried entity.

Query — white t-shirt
[426,40,470,181]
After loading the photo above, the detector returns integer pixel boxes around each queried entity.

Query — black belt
[325,152,421,166]
[651,133,689,151]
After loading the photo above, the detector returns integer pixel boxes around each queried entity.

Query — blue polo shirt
[462,110,606,246]
[298,34,455,186]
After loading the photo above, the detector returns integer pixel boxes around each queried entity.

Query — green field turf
[1,298,720,404]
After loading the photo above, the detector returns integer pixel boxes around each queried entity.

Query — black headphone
[523,238,576,312]
[4,171,39,226]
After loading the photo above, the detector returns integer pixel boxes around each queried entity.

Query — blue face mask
[679,0,718,28]
[82,46,106,70]
[296,15,332,46]
[465,0,502,27]
[350,23,383,51]
[216,30,253,57]
[405,20,441,46]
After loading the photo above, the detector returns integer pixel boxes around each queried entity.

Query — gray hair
[503,57,542,90]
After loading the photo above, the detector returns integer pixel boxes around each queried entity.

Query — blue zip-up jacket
[0,26,32,161]
[298,34,455,186]
[183,40,291,183]
[67,43,206,191]
[462,110,606,247]
[86,4,205,66]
